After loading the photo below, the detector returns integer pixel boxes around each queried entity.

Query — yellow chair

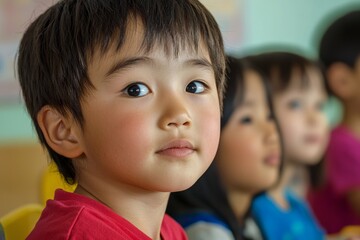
[41,163,76,205]
[0,222,4,240]
[339,225,360,237]
[0,164,76,240]
[0,204,43,240]
[328,225,360,239]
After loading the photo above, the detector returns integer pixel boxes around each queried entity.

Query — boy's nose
[167,114,191,128]
[158,95,192,130]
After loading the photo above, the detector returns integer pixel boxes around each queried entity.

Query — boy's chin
[160,175,201,193]
[172,182,197,192]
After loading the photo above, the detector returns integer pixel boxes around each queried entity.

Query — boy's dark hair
[319,10,360,69]
[220,56,246,128]
[17,0,226,184]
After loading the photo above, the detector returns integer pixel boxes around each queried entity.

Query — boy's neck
[75,181,169,240]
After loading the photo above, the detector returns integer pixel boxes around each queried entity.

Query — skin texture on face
[216,70,281,194]
[273,67,329,165]
[72,21,221,196]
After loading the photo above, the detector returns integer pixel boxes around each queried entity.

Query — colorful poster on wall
[0,0,54,103]
[201,0,243,53]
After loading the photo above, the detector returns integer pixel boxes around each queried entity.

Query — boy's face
[74,26,221,193]
[273,68,329,165]
[216,70,281,194]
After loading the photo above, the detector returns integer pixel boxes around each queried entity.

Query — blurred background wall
[1,0,360,143]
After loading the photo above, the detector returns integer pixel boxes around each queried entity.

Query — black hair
[319,10,360,69]
[167,56,279,240]
[221,56,246,128]
[250,51,330,96]
[17,0,226,184]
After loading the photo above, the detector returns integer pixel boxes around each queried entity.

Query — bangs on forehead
[272,63,312,92]
[139,5,207,58]
[290,65,312,90]
[88,3,212,60]
[140,23,203,58]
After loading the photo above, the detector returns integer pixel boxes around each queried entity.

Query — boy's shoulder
[27,190,187,240]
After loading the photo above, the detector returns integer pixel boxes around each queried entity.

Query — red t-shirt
[27,189,187,240]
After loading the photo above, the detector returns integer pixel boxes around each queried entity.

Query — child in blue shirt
[167,56,282,240]
[250,51,329,240]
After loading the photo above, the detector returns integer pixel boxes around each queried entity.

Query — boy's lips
[156,140,195,158]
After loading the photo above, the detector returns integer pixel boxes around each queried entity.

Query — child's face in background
[347,57,360,105]
[73,23,221,193]
[273,67,329,165]
[216,70,281,194]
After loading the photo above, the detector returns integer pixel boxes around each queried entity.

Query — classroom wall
[241,0,360,57]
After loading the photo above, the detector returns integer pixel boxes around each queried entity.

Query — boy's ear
[327,62,355,99]
[37,106,83,158]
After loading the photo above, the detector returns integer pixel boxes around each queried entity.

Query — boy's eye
[239,116,253,125]
[186,81,206,94]
[124,83,150,97]
[288,100,302,110]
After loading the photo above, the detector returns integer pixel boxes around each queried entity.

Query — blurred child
[250,51,329,240]
[17,0,226,239]
[307,9,360,234]
[167,56,282,240]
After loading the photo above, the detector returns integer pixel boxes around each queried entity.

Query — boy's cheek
[200,110,221,160]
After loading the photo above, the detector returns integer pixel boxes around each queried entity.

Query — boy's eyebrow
[184,58,214,71]
[105,57,214,78]
[106,57,153,77]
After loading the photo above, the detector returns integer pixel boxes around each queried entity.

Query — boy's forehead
[87,30,213,82]
[88,16,211,68]
[88,17,144,63]
[89,39,212,74]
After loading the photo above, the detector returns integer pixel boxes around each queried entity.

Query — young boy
[307,9,360,234]
[17,0,226,239]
